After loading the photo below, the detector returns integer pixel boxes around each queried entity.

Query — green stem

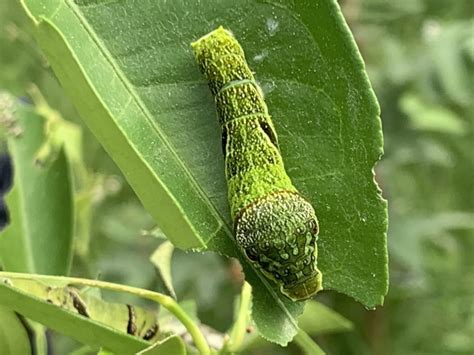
[293,329,325,355]
[222,281,252,353]
[0,272,211,355]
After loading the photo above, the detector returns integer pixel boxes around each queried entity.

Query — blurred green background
[1,0,473,354]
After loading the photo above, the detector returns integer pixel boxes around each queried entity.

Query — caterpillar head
[235,192,323,301]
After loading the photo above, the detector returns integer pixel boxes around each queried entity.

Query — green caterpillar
[192,27,322,300]
[3,278,161,342]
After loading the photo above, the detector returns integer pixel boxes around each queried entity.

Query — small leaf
[430,21,474,107]
[298,301,353,335]
[223,282,252,353]
[137,335,186,355]
[242,300,351,353]
[0,99,74,275]
[400,93,467,135]
[0,278,151,354]
[150,241,177,299]
[0,306,32,355]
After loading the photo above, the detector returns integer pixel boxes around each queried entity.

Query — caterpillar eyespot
[192,26,323,301]
[245,247,259,261]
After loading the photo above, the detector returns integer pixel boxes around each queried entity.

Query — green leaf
[389,212,474,273]
[400,93,467,135]
[0,306,32,355]
[150,241,177,299]
[21,0,387,344]
[242,300,352,353]
[137,335,186,355]
[0,278,151,354]
[293,330,325,355]
[0,272,209,354]
[298,301,353,335]
[429,21,474,107]
[0,99,74,275]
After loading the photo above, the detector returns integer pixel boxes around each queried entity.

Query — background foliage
[0,0,473,354]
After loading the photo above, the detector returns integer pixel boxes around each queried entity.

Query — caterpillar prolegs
[192,27,323,301]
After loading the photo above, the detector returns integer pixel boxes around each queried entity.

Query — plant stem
[293,329,325,355]
[222,281,252,353]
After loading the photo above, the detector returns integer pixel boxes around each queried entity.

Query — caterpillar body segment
[192,27,322,301]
